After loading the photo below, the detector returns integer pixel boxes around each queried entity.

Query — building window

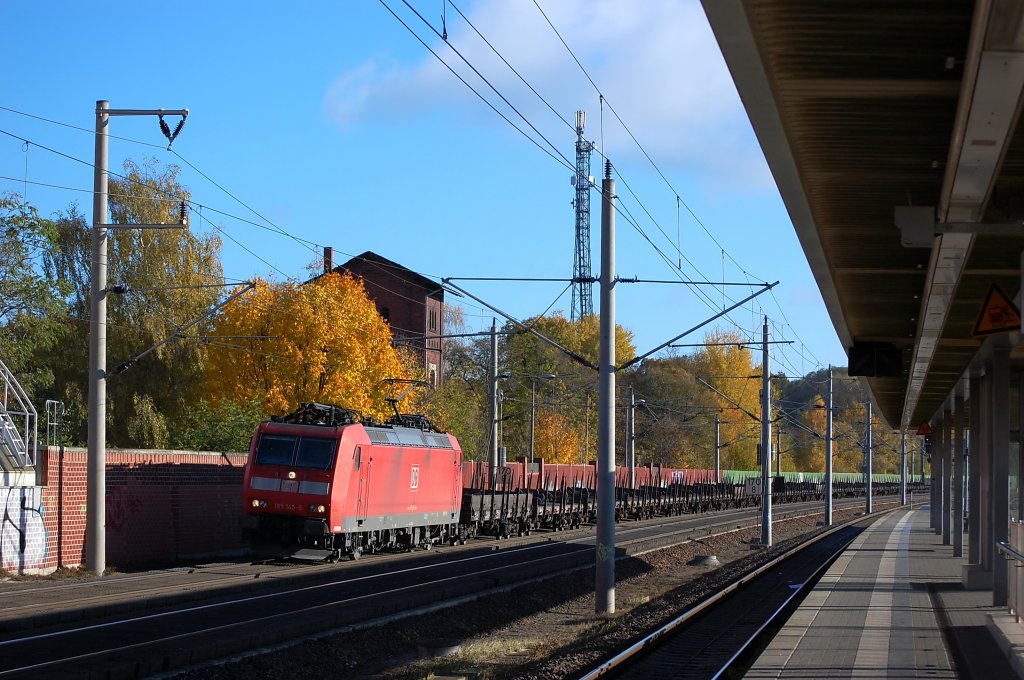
[428,363,438,387]
[428,309,437,331]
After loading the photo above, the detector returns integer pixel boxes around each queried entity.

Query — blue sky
[1,0,847,375]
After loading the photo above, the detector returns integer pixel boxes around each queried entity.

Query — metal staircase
[0,358,37,472]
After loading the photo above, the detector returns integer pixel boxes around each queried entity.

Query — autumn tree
[203,273,407,420]
[533,410,582,463]
[498,313,636,463]
[41,159,223,447]
[685,329,762,470]
[624,356,715,469]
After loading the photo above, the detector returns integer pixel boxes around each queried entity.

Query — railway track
[0,496,892,679]
[576,508,903,680]
[0,496,850,632]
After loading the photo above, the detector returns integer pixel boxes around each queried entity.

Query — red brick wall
[36,446,248,572]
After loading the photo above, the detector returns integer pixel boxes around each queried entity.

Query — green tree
[418,304,490,459]
[171,398,263,452]
[0,193,69,395]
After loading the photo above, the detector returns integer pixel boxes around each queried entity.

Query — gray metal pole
[627,388,635,489]
[825,366,833,526]
[900,432,907,506]
[865,401,873,513]
[530,378,537,464]
[489,319,498,471]
[776,427,781,476]
[760,317,772,547]
[87,100,109,576]
[595,162,616,615]
[714,415,721,484]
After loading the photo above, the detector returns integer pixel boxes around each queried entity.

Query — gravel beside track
[169,500,897,680]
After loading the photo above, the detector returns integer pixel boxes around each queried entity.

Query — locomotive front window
[295,437,336,470]
[254,435,296,466]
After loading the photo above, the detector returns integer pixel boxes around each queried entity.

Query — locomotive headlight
[287,471,296,480]
[317,505,326,513]
[259,500,267,509]
[251,499,260,508]
[308,504,317,512]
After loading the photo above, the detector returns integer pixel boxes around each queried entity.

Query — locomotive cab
[243,422,346,559]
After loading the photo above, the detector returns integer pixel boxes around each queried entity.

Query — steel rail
[0,541,600,677]
[0,499,910,677]
[578,502,918,679]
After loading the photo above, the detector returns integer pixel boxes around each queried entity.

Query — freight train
[241,402,916,561]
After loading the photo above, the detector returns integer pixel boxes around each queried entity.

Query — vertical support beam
[760,318,772,547]
[626,388,636,489]
[488,319,498,471]
[969,374,981,564]
[954,385,965,557]
[825,367,833,526]
[993,346,1010,606]
[980,368,993,572]
[776,427,782,476]
[595,162,616,615]
[1019,374,1024,523]
[943,406,953,545]
[932,418,943,534]
[900,432,907,506]
[865,401,873,514]
[87,100,109,576]
[714,415,721,484]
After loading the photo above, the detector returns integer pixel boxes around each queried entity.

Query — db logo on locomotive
[410,465,420,490]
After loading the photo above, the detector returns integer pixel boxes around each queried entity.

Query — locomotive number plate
[281,480,299,493]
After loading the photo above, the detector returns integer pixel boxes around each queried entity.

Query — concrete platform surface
[748,508,1018,679]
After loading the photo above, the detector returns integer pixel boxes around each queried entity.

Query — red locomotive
[242,402,463,560]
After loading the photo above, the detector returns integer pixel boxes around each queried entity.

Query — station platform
[748,507,1021,678]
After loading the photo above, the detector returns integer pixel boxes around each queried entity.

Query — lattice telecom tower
[571,110,595,321]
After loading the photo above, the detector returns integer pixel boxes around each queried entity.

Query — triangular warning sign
[916,422,933,436]
[972,283,1021,337]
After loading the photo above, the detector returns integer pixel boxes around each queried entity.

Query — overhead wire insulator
[158,113,187,151]
[179,200,188,226]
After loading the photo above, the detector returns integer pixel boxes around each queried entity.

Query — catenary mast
[571,110,594,321]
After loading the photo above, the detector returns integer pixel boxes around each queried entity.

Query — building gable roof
[335,251,443,296]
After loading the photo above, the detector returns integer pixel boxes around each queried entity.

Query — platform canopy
[703,0,1024,430]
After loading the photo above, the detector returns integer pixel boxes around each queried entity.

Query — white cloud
[325,0,772,190]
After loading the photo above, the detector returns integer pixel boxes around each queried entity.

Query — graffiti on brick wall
[1,487,47,572]
[107,487,143,532]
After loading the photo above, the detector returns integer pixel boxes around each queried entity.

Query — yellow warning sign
[972,283,1021,337]
[916,422,932,436]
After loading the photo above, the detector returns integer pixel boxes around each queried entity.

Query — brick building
[324,249,444,387]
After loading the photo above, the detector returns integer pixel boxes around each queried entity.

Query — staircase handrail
[0,358,37,467]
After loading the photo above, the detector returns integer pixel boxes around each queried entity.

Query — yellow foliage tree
[534,409,583,464]
[688,330,762,470]
[203,273,407,419]
[792,397,827,472]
